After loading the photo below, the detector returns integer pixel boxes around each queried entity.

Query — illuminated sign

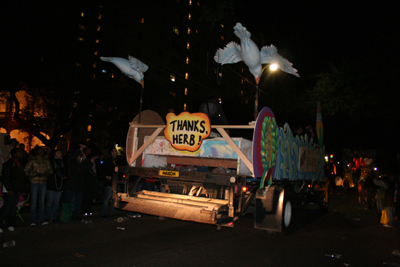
[164,112,211,152]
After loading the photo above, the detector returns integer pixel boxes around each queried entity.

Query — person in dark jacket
[24,146,53,226]
[0,148,26,232]
[81,153,98,216]
[44,150,66,223]
[102,147,118,217]
[63,145,86,218]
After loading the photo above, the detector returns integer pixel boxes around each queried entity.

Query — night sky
[3,1,399,173]
[235,1,400,172]
[237,1,399,75]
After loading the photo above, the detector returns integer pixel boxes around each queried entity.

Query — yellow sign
[164,112,211,152]
[158,170,179,177]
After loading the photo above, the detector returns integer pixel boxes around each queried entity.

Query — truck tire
[282,195,292,230]
[319,194,329,213]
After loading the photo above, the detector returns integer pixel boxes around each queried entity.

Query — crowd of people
[0,137,123,233]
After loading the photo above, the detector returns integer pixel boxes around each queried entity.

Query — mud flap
[254,185,287,232]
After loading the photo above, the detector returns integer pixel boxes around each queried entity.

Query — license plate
[158,170,179,177]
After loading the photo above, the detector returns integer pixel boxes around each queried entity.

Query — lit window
[186,57,189,64]
[241,90,243,95]
[218,72,222,77]
[140,18,144,23]
[195,29,198,34]
[110,73,114,78]
[87,125,92,132]
[78,24,85,30]
[170,92,176,97]
[98,13,102,20]
[184,88,188,95]
[87,138,90,142]
[92,74,96,79]
[94,51,98,55]
[188,13,191,20]
[93,62,97,68]
[183,103,187,110]
[170,74,176,82]
[173,26,179,34]
[95,39,99,43]
[81,12,84,17]
[189,0,192,5]
[197,1,200,6]
[185,72,189,79]
[221,24,224,28]
[77,37,84,42]
[241,79,244,84]
[97,25,101,31]
[187,28,191,34]
[220,35,224,40]
[187,42,190,49]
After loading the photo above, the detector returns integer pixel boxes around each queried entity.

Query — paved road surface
[1,192,400,267]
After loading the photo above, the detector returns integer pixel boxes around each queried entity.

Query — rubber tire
[319,193,329,213]
[282,195,292,230]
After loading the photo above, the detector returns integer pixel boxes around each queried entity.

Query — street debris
[325,254,342,258]
[127,213,141,219]
[3,240,16,248]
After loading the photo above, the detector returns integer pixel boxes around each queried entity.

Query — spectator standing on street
[24,146,53,226]
[102,146,118,217]
[374,175,388,217]
[384,175,396,227]
[44,150,66,223]
[95,153,105,201]
[82,153,98,216]
[63,145,86,219]
[18,143,29,165]
[0,148,26,233]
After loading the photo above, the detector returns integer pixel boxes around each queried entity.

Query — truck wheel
[319,192,329,213]
[319,195,329,213]
[282,196,292,230]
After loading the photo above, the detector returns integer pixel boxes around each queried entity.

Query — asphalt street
[1,191,400,267]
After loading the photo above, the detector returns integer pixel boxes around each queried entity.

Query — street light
[254,64,277,120]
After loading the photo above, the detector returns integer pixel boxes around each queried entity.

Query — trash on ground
[383,263,400,266]
[325,254,342,258]
[3,240,16,248]
[127,214,141,219]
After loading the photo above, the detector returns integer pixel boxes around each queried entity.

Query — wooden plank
[129,127,165,166]
[215,127,254,177]
[166,156,237,168]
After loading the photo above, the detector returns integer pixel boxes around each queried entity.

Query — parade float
[104,23,327,232]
